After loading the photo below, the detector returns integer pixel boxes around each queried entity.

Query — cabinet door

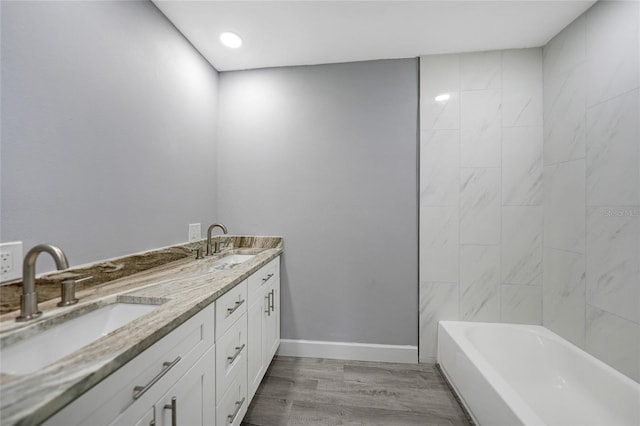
[270,277,280,360]
[111,406,155,426]
[216,371,247,426]
[247,294,266,402]
[263,277,280,367]
[215,312,247,402]
[134,408,156,426]
[156,346,215,426]
[261,284,271,372]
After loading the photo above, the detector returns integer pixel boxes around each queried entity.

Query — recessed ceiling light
[220,32,242,49]
[434,93,450,102]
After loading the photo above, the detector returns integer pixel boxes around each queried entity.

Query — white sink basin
[210,254,255,270]
[184,254,256,276]
[1,302,160,375]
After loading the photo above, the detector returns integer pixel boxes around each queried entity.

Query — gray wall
[218,60,419,346]
[1,1,219,273]
[542,0,639,381]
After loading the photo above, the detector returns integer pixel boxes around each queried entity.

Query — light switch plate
[1,241,23,282]
[188,223,201,242]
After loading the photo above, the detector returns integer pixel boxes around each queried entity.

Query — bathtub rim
[438,321,544,425]
[437,320,640,426]
[441,320,640,388]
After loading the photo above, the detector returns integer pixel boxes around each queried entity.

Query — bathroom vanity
[0,237,282,426]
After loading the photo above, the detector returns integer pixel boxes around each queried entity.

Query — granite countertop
[0,236,283,426]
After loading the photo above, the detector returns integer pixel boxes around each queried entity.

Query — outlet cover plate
[188,223,201,242]
[1,241,23,282]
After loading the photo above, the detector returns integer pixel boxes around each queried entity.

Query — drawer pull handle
[269,289,275,312]
[164,396,177,426]
[226,299,245,317]
[132,357,181,400]
[265,294,270,316]
[149,406,157,426]
[227,343,246,364]
[261,273,274,282]
[227,397,246,424]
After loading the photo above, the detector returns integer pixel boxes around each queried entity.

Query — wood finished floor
[241,356,471,426]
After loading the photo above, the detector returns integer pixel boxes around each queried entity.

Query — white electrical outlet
[188,223,201,242]
[0,241,23,282]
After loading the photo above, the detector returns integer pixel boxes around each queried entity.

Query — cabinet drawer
[247,257,278,303]
[155,346,215,426]
[215,280,247,338]
[215,312,247,402]
[45,303,215,426]
[216,367,247,426]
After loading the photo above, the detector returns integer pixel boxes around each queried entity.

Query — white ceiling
[152,0,597,72]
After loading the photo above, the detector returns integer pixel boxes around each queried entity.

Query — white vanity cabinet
[247,256,280,402]
[45,303,216,426]
[42,255,281,426]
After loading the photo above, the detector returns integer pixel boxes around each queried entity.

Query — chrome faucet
[17,244,69,322]
[206,223,228,256]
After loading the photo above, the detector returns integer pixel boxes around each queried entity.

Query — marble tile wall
[420,0,639,382]
[419,48,544,361]
[542,0,639,382]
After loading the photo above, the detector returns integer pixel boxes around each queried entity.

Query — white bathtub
[437,321,640,426]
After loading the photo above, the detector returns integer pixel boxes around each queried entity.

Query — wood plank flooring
[242,356,471,426]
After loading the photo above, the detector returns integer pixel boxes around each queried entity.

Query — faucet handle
[213,237,228,254]
[57,275,92,307]
[194,247,204,260]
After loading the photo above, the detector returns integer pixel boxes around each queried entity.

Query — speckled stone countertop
[0,236,283,426]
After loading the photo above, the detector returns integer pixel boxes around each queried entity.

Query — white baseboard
[277,339,418,364]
